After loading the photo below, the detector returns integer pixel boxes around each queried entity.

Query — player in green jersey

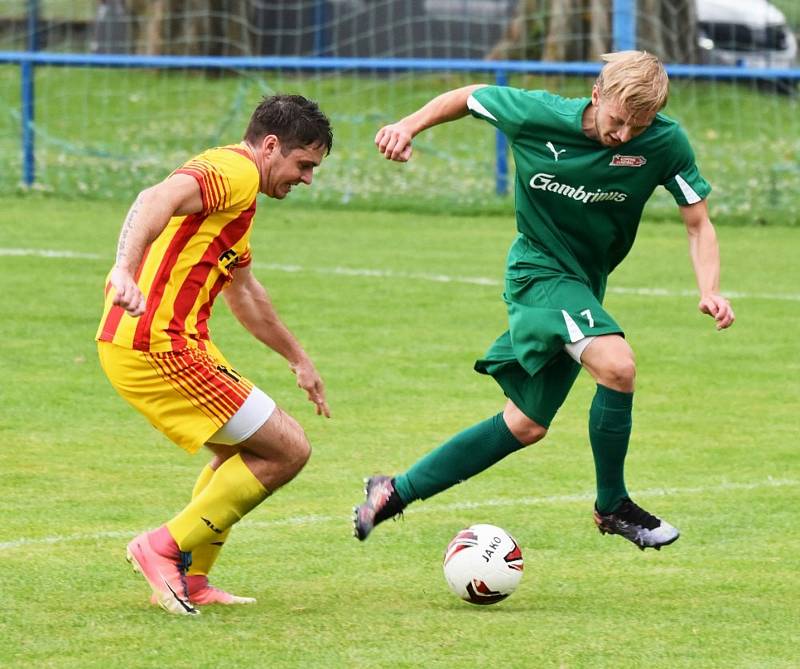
[354,51,735,551]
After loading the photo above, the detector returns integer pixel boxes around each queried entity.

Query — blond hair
[596,51,669,116]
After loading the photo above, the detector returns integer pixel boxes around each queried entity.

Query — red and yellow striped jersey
[97,144,259,352]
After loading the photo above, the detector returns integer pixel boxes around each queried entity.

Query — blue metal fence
[613,0,637,51]
[3,0,799,195]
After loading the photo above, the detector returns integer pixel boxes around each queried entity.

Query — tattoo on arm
[116,196,141,265]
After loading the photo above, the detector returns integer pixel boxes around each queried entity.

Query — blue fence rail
[2,50,800,195]
[5,0,800,195]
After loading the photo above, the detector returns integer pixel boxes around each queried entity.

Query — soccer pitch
[1,196,798,668]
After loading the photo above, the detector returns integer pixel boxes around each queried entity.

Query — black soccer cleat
[593,497,680,551]
[352,475,405,541]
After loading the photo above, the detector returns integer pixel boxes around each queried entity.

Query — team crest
[610,154,647,167]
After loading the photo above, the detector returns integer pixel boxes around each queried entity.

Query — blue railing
[4,50,800,195]
[613,0,637,51]
[4,0,800,195]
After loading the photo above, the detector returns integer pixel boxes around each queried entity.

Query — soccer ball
[442,523,523,605]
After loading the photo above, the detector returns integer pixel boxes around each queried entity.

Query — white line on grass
[3,247,800,302]
[0,247,103,260]
[1,477,796,553]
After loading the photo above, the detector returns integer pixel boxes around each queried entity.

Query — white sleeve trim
[674,173,702,204]
[561,310,585,343]
[467,94,497,121]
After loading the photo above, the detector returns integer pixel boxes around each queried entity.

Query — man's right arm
[375,84,487,162]
[110,173,203,316]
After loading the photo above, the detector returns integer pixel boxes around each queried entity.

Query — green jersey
[468,86,711,297]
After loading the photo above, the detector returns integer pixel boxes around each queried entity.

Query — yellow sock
[167,453,269,552]
[192,463,215,497]
[186,464,230,576]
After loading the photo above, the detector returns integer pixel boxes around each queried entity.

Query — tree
[487,0,698,63]
[127,0,252,57]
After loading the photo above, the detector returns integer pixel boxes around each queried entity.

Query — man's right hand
[110,266,146,317]
[375,123,414,162]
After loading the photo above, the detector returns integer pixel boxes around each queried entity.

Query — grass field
[1,195,799,668]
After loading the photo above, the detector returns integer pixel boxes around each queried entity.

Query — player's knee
[503,402,548,446]
[603,357,636,389]
[503,411,547,445]
[291,433,312,471]
[515,422,548,446]
[282,419,311,475]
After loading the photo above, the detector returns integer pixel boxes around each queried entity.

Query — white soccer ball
[442,523,523,605]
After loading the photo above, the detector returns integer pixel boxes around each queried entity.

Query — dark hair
[244,94,333,155]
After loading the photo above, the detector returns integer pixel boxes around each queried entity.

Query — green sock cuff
[594,384,633,409]
[591,385,633,433]
[491,411,522,445]
[393,474,416,506]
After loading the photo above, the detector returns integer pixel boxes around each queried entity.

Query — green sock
[589,384,633,514]
[394,413,524,504]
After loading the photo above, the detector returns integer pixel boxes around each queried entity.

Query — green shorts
[475,267,623,428]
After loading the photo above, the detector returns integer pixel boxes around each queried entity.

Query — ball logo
[481,535,503,562]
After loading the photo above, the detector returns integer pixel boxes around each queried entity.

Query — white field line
[0,247,103,260]
[1,477,796,553]
[3,247,800,302]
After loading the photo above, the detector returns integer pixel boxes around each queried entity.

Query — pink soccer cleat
[187,575,256,605]
[150,575,256,606]
[126,528,199,616]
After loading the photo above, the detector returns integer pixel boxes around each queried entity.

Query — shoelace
[617,500,660,530]
[177,551,193,600]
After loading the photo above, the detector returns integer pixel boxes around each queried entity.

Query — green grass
[771,0,800,28]
[1,196,798,668]
[0,1,95,21]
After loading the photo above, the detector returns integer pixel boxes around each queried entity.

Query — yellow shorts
[97,340,254,454]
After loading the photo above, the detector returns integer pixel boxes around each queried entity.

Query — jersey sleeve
[172,147,258,215]
[660,125,712,206]
[467,86,538,142]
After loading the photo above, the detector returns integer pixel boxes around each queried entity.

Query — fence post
[612,0,637,51]
[494,69,508,196]
[22,0,40,187]
[313,0,329,57]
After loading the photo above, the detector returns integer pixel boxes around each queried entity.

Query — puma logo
[546,141,566,161]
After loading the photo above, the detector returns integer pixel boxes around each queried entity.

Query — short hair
[244,94,333,155]
[596,51,669,116]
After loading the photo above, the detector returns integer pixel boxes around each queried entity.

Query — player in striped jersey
[355,51,735,551]
[97,95,333,615]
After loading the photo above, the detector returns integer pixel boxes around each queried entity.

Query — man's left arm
[223,265,330,417]
[679,199,735,330]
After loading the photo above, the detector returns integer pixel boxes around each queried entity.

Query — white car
[696,0,798,70]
